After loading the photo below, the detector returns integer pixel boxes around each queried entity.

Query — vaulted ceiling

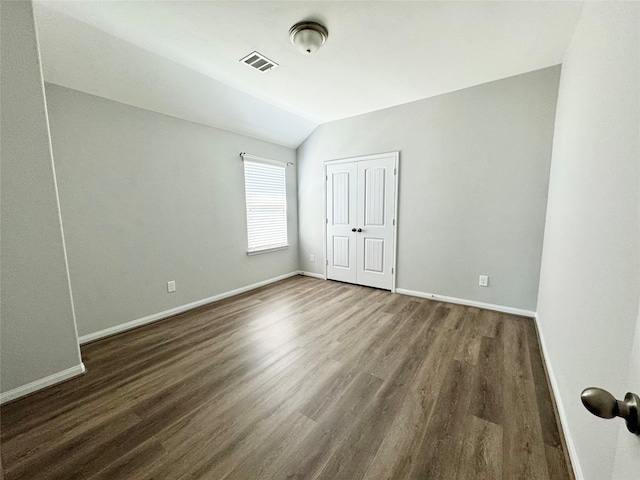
[33,1,584,148]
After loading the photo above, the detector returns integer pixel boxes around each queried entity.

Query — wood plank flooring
[0,276,572,479]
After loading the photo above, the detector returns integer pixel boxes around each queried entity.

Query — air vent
[240,51,279,73]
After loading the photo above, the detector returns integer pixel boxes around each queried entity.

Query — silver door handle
[581,387,640,434]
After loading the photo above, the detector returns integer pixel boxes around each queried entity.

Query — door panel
[364,167,386,226]
[356,158,395,290]
[332,171,350,224]
[363,238,385,273]
[332,236,351,268]
[326,163,357,284]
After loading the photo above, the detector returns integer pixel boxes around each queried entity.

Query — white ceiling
[33,1,584,148]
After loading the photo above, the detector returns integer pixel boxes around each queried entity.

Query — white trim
[323,151,399,166]
[246,244,289,255]
[299,271,326,280]
[0,363,86,405]
[240,152,293,167]
[391,152,399,293]
[323,164,328,282]
[395,288,535,317]
[534,313,584,480]
[78,271,301,344]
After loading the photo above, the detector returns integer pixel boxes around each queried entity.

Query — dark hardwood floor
[0,276,572,479]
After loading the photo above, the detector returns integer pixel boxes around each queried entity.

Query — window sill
[246,245,290,256]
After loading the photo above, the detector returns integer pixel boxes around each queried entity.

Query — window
[243,158,288,254]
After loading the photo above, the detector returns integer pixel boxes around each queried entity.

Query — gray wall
[0,1,82,394]
[297,67,560,311]
[44,84,299,338]
[536,3,639,479]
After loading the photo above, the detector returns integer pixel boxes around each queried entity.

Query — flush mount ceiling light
[289,21,328,54]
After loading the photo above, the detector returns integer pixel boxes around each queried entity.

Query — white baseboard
[395,288,536,317]
[299,271,326,280]
[0,363,86,405]
[79,271,301,344]
[534,314,584,480]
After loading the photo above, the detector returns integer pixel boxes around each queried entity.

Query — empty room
[1,1,638,479]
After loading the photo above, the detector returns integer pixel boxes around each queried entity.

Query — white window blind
[243,159,288,253]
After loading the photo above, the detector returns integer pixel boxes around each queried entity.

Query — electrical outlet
[479,275,489,287]
[167,280,176,293]
[310,254,315,262]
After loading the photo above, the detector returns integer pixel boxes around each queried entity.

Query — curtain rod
[239,152,295,166]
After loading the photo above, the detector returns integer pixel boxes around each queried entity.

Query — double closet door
[326,152,398,291]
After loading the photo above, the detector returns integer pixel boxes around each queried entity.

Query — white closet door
[326,153,397,291]
[326,162,358,284]
[356,157,395,290]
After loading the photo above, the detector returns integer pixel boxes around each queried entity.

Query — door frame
[323,151,400,292]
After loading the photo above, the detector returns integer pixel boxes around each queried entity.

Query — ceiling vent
[240,51,279,73]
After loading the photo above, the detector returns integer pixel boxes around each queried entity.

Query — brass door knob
[581,387,640,434]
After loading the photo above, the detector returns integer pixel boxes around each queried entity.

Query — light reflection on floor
[250,307,298,361]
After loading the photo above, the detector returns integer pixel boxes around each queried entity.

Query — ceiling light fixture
[289,21,328,54]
